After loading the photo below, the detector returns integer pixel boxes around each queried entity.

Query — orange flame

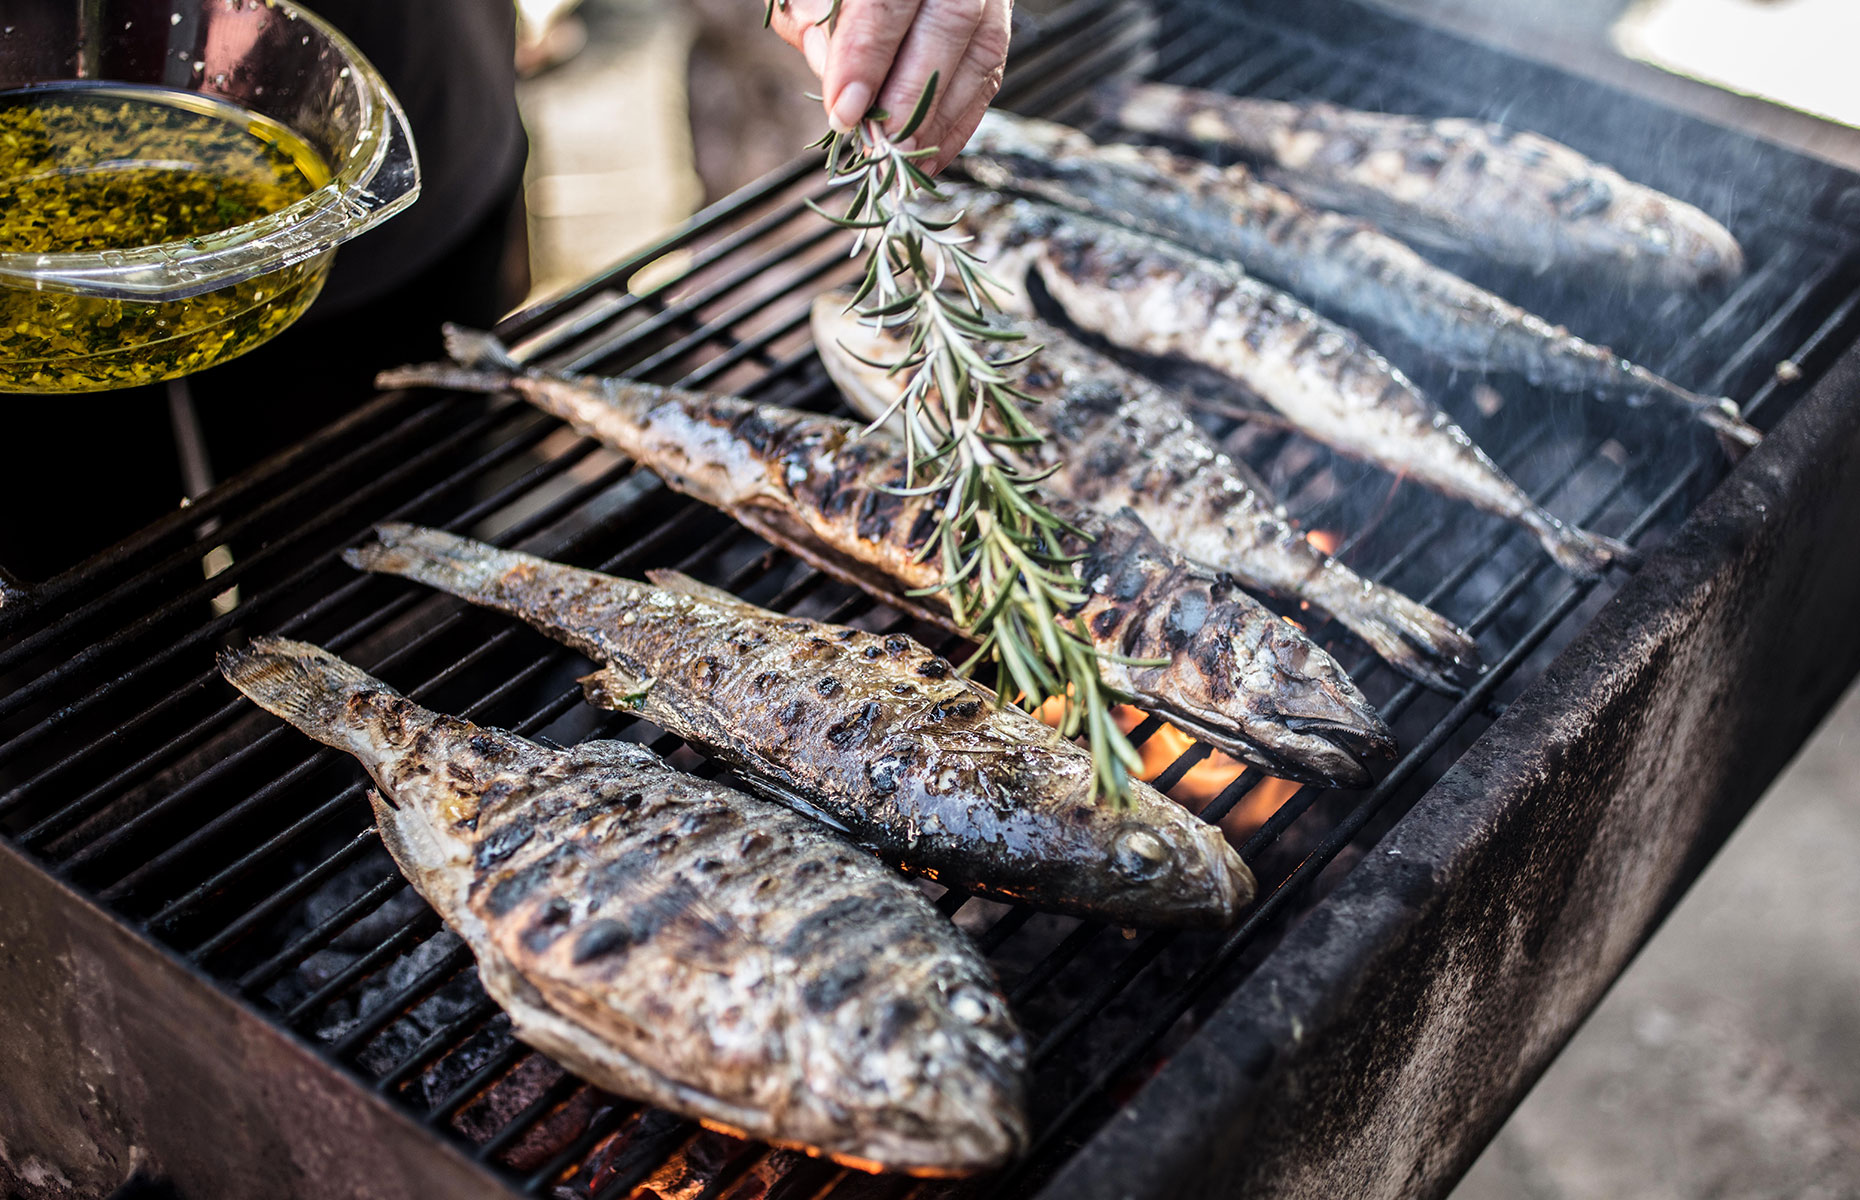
[1306,529,1340,557]
[1033,700,1309,816]
[1220,776,1303,836]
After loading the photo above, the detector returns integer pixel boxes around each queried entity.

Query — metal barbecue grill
[5,1,1860,1197]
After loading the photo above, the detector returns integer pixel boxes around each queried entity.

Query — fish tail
[1699,400,1762,459]
[375,361,517,394]
[442,324,523,371]
[344,523,521,604]
[217,637,401,746]
[1632,365,1763,458]
[1318,580,1484,693]
[1524,511,1640,579]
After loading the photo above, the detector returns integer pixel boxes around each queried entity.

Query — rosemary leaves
[812,79,1146,803]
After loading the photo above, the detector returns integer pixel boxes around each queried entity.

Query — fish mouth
[1282,713,1397,762]
[1151,706,1379,790]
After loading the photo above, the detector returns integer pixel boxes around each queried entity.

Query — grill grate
[6,0,1860,1197]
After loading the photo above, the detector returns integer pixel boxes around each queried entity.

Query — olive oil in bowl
[0,83,334,392]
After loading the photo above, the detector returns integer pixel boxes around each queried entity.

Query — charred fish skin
[948,190,1635,579]
[217,637,1026,1177]
[815,293,1483,693]
[1097,81,1746,290]
[958,111,1759,451]
[378,333,1393,787]
[345,524,1256,928]
[1076,507,1393,786]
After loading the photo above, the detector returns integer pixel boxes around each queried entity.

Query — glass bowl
[0,0,420,392]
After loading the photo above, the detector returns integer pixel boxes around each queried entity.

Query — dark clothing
[303,0,526,314]
[0,0,528,583]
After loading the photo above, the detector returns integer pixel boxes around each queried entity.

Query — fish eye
[1112,828,1173,881]
[947,986,992,1025]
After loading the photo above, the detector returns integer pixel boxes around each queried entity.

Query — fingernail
[829,82,872,134]
[802,25,827,77]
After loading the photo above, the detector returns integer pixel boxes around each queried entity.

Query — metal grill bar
[4,1,1857,1197]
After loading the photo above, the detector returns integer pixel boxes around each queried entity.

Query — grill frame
[4,0,1860,1197]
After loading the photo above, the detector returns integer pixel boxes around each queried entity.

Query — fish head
[1084,512,1394,788]
[1210,610,1396,788]
[807,952,1028,1174]
[972,740,1254,927]
[1086,786,1256,928]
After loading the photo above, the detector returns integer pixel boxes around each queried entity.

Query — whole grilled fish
[811,293,1484,693]
[958,111,1759,451]
[218,637,1027,1176]
[1098,81,1746,289]
[947,190,1636,578]
[377,328,1394,787]
[345,523,1255,927]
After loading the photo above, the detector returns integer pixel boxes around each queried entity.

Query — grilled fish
[959,111,1759,451]
[345,523,1255,927]
[812,293,1483,692]
[946,190,1636,579]
[218,637,1027,1176]
[1097,81,1745,289]
[377,328,1394,787]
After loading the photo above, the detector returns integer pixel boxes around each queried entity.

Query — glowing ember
[1032,692,1069,727]
[1112,706,1250,803]
[1306,529,1341,557]
[1220,776,1304,836]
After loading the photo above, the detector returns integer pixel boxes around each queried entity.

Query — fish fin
[725,770,856,836]
[344,524,513,601]
[442,324,524,371]
[1525,511,1640,579]
[643,569,753,609]
[579,666,656,712]
[218,636,396,737]
[375,361,517,394]
[1315,579,1484,693]
[731,504,959,635]
[562,738,657,771]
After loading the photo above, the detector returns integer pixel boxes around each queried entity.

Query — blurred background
[503,2,1860,1197]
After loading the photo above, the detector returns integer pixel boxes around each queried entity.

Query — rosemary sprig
[808,77,1146,803]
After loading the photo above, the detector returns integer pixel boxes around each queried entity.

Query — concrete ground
[1451,681,1860,1200]
[516,0,704,301]
[513,5,1860,1195]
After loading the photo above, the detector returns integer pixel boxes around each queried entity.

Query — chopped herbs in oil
[0,83,332,392]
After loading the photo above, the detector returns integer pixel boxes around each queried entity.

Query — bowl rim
[0,0,421,299]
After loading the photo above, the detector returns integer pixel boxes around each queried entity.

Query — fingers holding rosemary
[765,0,1013,172]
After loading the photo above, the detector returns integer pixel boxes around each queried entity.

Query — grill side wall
[0,839,516,1200]
[1036,342,1860,1200]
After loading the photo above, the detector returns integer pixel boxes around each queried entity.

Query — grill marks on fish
[346,525,1257,927]
[1096,81,1746,290]
[814,295,1482,692]
[378,338,1396,786]
[216,637,1027,1177]
[957,111,1759,451]
[949,192,1634,578]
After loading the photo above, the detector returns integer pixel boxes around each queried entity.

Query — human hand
[766,0,1013,175]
